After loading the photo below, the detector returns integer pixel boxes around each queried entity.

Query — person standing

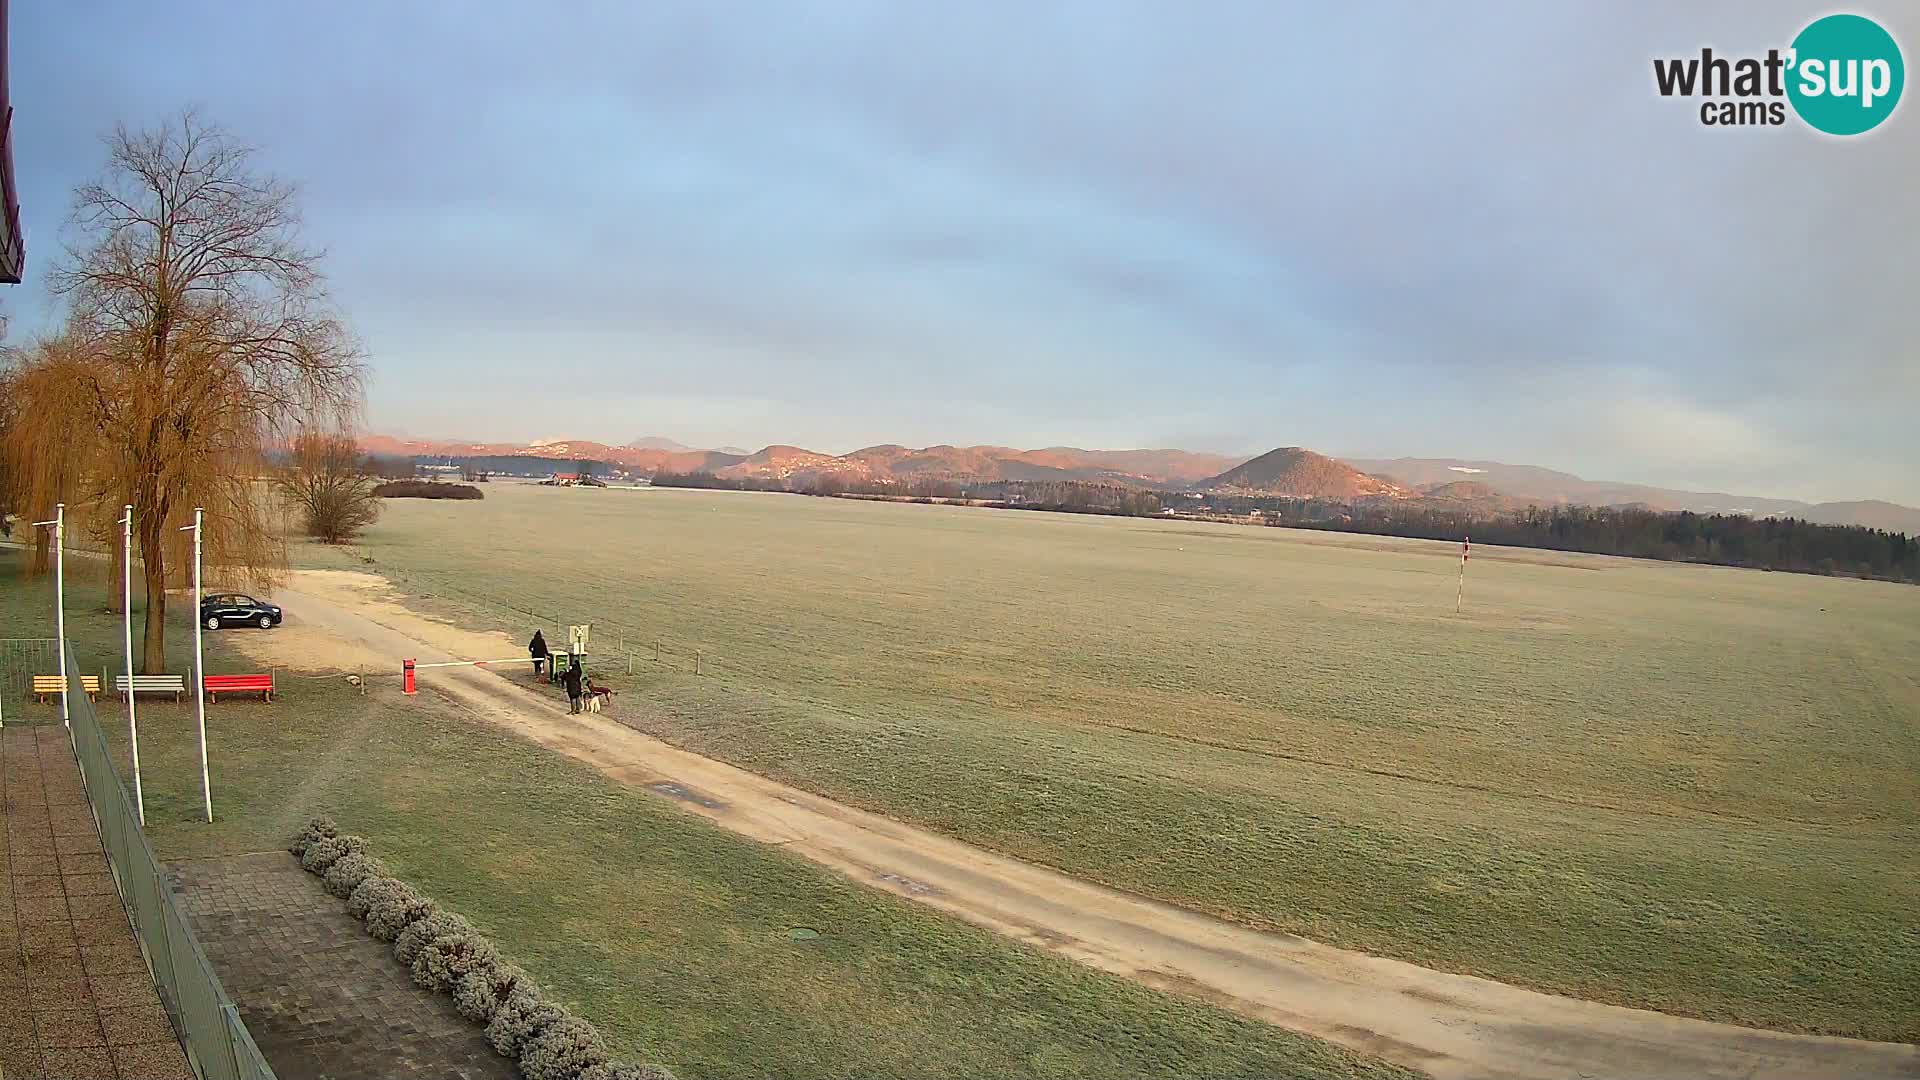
[563,655,585,714]
[528,630,550,676]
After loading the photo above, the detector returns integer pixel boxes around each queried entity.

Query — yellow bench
[31,675,101,703]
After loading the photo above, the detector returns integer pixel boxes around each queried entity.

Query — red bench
[203,673,274,703]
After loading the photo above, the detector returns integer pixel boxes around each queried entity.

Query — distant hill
[708,443,1238,489]
[1798,500,1920,534]
[626,436,696,452]
[1349,457,1812,515]
[1200,447,1407,499]
[1348,456,1920,533]
[365,435,1232,489]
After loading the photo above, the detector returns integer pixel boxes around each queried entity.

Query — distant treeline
[1250,500,1919,583]
[651,472,1165,516]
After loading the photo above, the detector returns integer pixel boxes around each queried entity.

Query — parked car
[200,593,283,630]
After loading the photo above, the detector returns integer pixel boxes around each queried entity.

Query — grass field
[0,547,1410,1079]
[300,483,1920,1041]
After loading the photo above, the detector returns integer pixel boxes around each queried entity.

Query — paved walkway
[167,851,516,1080]
[1,722,193,1080]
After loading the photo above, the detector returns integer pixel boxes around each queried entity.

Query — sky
[7,2,1916,504]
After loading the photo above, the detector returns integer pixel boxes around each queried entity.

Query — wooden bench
[203,673,274,703]
[32,675,101,703]
[113,674,188,703]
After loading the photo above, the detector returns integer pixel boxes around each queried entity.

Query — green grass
[297,484,1920,1041]
[1,547,1412,1080]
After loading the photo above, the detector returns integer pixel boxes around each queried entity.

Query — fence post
[222,1002,246,1079]
[695,649,702,676]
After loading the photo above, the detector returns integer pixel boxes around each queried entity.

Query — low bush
[373,480,484,500]
[519,1015,610,1080]
[299,834,366,874]
[412,931,500,994]
[287,816,339,858]
[395,910,475,966]
[322,853,385,899]
[454,962,527,1024]
[365,884,436,942]
[486,986,565,1059]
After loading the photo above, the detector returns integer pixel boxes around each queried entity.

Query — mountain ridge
[357,434,1919,532]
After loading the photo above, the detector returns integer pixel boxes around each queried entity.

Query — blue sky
[7,3,1916,503]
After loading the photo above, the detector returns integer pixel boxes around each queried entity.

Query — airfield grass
[0,547,1411,1080]
[298,483,1920,1042]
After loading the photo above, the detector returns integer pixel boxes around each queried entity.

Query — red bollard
[403,658,416,696]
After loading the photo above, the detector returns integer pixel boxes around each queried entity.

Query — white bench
[113,674,188,702]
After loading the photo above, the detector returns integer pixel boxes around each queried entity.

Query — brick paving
[1,722,193,1080]
[167,851,516,1080]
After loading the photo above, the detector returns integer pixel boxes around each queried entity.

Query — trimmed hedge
[373,480,484,500]
[412,931,500,994]
[521,1016,610,1080]
[323,853,386,899]
[365,881,436,942]
[454,962,528,1024]
[300,834,366,875]
[293,826,673,1080]
[395,910,475,967]
[487,987,566,1059]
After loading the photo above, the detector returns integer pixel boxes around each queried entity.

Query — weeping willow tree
[1,333,110,577]
[34,111,363,671]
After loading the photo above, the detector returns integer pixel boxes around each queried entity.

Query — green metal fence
[0,637,62,725]
[61,640,278,1080]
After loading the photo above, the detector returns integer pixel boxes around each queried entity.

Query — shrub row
[371,480,485,500]
[289,818,673,1080]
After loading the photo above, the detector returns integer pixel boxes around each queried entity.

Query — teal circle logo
[1787,14,1904,135]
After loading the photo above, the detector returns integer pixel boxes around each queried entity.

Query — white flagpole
[122,505,145,826]
[32,505,68,726]
[1456,534,1470,614]
[183,507,213,822]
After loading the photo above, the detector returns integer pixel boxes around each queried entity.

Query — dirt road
[249,570,1918,1080]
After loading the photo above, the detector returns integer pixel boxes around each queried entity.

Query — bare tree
[49,111,363,671]
[277,430,380,543]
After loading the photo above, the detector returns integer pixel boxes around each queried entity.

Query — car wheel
[206,616,221,631]
[258,614,274,629]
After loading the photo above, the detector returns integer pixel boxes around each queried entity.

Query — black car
[201,593,283,630]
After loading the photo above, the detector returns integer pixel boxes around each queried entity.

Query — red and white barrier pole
[403,658,416,696]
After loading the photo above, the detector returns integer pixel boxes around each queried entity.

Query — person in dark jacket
[563,656,585,714]
[529,630,550,676]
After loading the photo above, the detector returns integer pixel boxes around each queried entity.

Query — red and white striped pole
[1456,535,1471,614]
